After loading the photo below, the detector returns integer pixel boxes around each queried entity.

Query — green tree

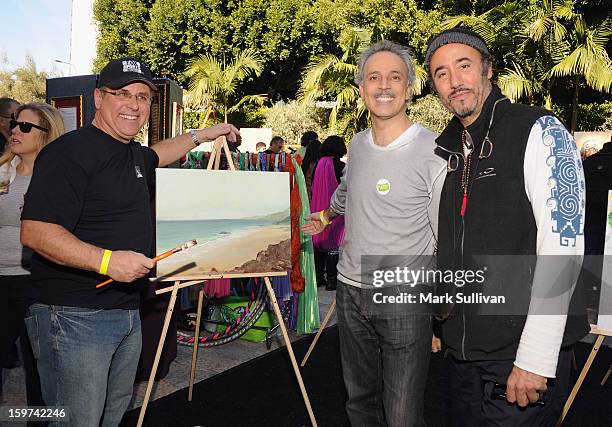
[408,95,453,133]
[0,55,49,103]
[185,49,267,124]
[264,100,327,144]
[93,0,152,71]
[92,0,443,104]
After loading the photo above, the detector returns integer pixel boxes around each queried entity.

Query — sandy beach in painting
[156,224,291,277]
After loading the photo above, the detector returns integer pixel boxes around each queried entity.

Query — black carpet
[121,327,611,427]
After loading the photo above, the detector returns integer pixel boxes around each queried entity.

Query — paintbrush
[95,239,198,288]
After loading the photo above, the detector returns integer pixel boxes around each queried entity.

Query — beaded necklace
[460,130,472,217]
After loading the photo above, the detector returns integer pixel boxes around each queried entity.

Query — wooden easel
[557,325,611,425]
[301,297,336,367]
[136,137,318,427]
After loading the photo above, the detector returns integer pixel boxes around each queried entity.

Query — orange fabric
[287,154,305,293]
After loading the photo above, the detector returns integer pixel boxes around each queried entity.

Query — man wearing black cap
[20,57,240,426]
[426,29,588,425]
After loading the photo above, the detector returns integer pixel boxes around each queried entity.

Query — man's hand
[302,211,328,235]
[431,335,442,353]
[106,250,156,283]
[197,123,241,144]
[505,366,547,407]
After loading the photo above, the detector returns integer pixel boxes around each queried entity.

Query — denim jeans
[336,281,432,427]
[25,304,141,427]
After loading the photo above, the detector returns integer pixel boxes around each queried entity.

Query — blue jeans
[336,281,432,427]
[25,304,141,427]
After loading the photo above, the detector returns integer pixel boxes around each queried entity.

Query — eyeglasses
[10,119,48,133]
[0,114,13,119]
[100,89,153,105]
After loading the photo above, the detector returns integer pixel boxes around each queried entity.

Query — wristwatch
[189,129,201,147]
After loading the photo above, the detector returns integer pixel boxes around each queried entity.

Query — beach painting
[155,168,291,279]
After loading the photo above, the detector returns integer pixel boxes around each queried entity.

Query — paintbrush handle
[96,248,179,289]
[96,278,114,289]
[96,248,180,289]
[153,249,176,262]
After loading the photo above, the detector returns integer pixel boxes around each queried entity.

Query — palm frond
[413,62,427,96]
[185,50,265,116]
[223,48,263,92]
[335,85,360,110]
[498,63,535,101]
[299,54,341,95]
[440,16,498,46]
[226,94,268,115]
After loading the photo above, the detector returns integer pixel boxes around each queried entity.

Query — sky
[156,169,290,221]
[1,0,96,76]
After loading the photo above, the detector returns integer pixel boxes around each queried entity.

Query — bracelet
[319,210,330,226]
[99,249,112,275]
[189,129,201,147]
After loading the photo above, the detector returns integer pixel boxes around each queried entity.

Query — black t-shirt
[21,125,159,309]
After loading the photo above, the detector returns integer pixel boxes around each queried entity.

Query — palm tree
[546,14,612,131]
[298,28,368,137]
[185,49,267,124]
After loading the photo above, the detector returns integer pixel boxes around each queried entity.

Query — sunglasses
[10,119,48,133]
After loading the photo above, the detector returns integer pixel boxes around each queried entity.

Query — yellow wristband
[99,249,112,275]
[319,210,330,226]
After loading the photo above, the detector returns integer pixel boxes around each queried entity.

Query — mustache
[374,91,395,97]
[449,88,472,99]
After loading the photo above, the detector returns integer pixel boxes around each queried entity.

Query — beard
[444,77,491,121]
[447,88,480,119]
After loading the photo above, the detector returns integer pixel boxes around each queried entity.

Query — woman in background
[300,138,321,201]
[310,135,346,290]
[0,102,65,407]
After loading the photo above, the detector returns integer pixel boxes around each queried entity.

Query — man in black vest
[427,28,589,426]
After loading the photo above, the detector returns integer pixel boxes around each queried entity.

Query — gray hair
[355,40,416,87]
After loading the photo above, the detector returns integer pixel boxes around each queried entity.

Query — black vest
[435,87,589,361]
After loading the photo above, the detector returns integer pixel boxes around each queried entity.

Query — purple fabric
[310,156,345,251]
[271,274,292,301]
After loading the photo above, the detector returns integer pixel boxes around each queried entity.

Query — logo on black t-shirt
[135,166,143,178]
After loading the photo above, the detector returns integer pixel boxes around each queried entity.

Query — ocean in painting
[155,216,291,278]
[156,219,283,253]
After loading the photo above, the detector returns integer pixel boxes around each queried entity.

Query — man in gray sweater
[303,41,446,427]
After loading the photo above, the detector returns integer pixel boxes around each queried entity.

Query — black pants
[448,348,572,426]
[0,274,44,407]
[314,249,339,289]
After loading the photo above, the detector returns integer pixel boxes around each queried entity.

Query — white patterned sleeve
[515,116,585,378]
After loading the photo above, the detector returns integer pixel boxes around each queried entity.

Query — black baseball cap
[97,57,157,91]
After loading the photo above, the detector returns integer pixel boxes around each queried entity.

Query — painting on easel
[155,168,291,278]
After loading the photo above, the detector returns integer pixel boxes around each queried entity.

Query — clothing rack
[182,151,289,172]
